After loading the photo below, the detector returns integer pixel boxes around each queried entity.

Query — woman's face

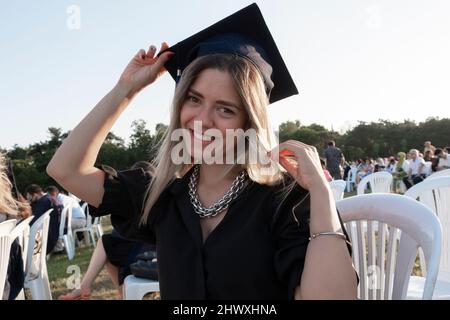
[179,68,248,162]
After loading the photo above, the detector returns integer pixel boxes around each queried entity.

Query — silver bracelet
[309,231,347,241]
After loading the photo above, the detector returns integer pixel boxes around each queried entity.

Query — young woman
[47,6,357,299]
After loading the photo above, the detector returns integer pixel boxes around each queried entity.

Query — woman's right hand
[117,42,174,97]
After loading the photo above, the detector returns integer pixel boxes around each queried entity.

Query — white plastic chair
[123,275,160,300]
[405,176,450,299]
[93,216,104,238]
[73,203,96,247]
[0,219,17,300]
[10,216,33,267]
[9,216,33,300]
[59,204,75,260]
[357,171,393,195]
[346,166,358,192]
[329,179,347,201]
[24,210,53,300]
[336,193,442,299]
[428,168,450,179]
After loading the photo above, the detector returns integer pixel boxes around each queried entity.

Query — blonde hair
[0,153,31,218]
[141,54,286,224]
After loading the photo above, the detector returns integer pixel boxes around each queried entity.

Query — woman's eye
[218,106,234,115]
[187,95,200,104]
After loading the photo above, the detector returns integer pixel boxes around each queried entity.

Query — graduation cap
[159,3,298,104]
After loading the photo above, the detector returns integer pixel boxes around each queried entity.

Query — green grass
[46,217,159,300]
[47,218,121,300]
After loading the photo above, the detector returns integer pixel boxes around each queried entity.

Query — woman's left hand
[271,140,328,191]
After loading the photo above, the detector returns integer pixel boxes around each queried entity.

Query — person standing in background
[324,141,345,180]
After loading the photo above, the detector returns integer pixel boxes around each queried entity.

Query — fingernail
[150,45,156,51]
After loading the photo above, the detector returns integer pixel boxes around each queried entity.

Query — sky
[1,0,450,149]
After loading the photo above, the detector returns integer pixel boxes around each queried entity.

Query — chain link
[188,165,248,218]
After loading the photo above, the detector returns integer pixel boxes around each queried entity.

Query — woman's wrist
[307,178,331,195]
[114,81,139,100]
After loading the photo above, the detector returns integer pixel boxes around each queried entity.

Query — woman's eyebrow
[189,88,241,110]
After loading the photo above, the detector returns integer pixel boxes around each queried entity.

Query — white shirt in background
[407,157,426,175]
[438,157,450,169]
[57,193,86,220]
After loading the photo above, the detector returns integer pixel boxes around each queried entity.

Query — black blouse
[93,165,351,300]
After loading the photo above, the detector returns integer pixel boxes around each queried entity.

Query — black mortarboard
[159,3,298,104]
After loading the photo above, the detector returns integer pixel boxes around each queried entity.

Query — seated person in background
[392,152,409,193]
[356,158,374,184]
[58,161,157,300]
[432,148,443,172]
[423,141,436,156]
[423,150,433,162]
[320,158,333,182]
[436,148,450,171]
[386,157,396,173]
[374,157,386,173]
[25,184,61,254]
[1,153,31,300]
[46,186,87,230]
[402,149,425,189]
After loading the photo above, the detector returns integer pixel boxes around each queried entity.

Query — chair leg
[89,229,96,246]
[83,230,90,246]
[64,236,74,260]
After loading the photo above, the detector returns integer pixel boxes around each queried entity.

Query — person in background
[374,157,386,173]
[386,157,396,173]
[436,147,450,171]
[320,158,333,182]
[423,150,433,162]
[46,186,87,230]
[402,149,426,189]
[25,184,61,254]
[423,141,436,156]
[324,140,345,180]
[431,148,442,172]
[392,152,408,193]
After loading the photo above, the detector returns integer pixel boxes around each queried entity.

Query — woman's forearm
[47,83,135,179]
[296,185,357,299]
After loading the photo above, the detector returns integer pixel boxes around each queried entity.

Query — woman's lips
[190,129,215,145]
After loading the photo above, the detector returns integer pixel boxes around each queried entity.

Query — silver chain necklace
[188,165,248,218]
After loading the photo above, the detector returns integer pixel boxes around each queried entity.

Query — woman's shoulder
[95,164,154,216]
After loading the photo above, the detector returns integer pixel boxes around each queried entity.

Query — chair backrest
[347,166,358,182]
[26,210,51,281]
[357,171,393,195]
[9,216,33,272]
[80,202,93,227]
[0,219,17,299]
[59,204,72,237]
[336,193,441,299]
[329,179,347,201]
[428,168,450,179]
[404,176,450,281]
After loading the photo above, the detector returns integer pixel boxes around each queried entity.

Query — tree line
[2,117,449,193]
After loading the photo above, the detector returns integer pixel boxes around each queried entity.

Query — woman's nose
[194,105,214,128]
